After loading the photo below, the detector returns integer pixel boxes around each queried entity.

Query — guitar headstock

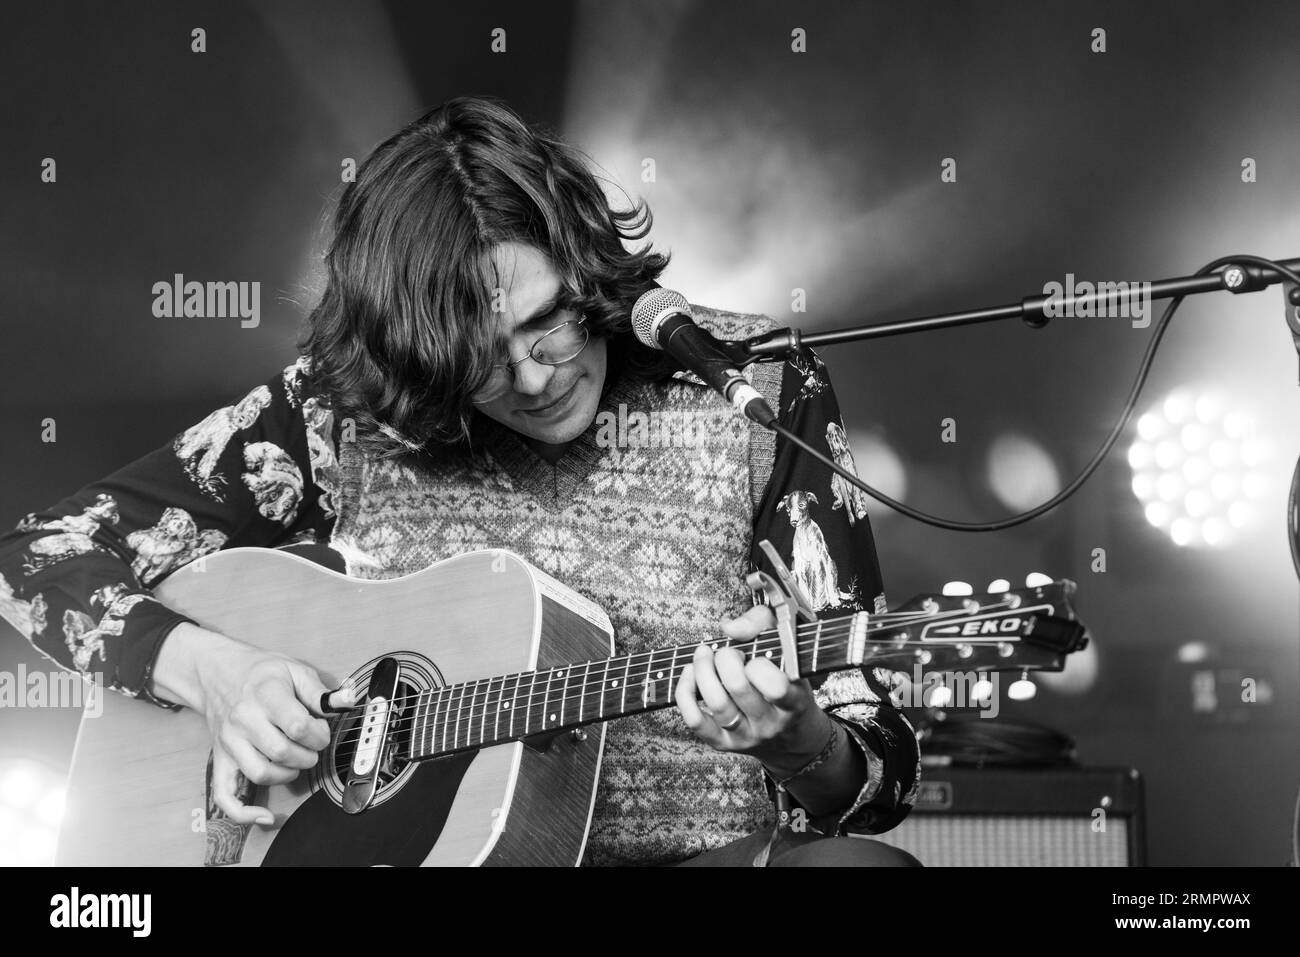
[866,579,1088,675]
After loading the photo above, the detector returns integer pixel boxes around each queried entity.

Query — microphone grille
[631,287,692,349]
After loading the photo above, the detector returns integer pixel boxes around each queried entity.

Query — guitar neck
[405,610,872,761]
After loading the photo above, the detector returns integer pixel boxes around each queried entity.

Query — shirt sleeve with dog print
[0,358,337,707]
[749,348,921,838]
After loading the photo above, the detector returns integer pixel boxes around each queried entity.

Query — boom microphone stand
[721,255,1300,534]
[721,254,1300,863]
[737,256,1300,366]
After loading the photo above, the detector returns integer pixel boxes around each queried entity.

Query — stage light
[15,828,56,867]
[927,683,953,708]
[846,429,907,515]
[985,433,1061,512]
[1128,388,1273,547]
[35,787,65,828]
[0,806,20,842]
[0,766,39,809]
[0,757,65,867]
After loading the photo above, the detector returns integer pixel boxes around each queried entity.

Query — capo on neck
[746,540,819,680]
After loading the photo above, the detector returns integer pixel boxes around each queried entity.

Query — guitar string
[322,598,1035,750]
[326,622,1034,752]
[328,598,1020,714]
[326,612,957,723]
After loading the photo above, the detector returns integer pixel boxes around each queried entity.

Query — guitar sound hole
[329,680,418,792]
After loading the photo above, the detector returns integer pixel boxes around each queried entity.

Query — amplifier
[867,766,1145,866]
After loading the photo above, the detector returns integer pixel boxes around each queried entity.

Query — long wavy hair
[300,95,671,452]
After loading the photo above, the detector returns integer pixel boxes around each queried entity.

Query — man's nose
[510,355,554,397]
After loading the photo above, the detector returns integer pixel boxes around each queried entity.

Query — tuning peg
[986,579,1011,594]
[1008,670,1037,700]
[942,581,973,596]
[971,677,994,703]
[1024,572,1053,588]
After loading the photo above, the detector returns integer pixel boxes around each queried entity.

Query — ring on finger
[719,713,744,732]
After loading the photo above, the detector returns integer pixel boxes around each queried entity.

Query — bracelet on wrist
[771,720,842,788]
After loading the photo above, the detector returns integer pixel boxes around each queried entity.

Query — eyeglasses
[471,312,590,402]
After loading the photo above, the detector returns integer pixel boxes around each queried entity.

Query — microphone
[631,288,777,428]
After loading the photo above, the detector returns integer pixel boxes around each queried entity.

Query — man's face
[472,242,607,448]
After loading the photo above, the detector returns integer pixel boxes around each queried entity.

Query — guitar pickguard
[261,752,478,866]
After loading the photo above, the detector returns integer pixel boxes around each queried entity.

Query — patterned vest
[330,308,782,865]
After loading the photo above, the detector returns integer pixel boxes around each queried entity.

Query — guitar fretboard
[404,611,871,760]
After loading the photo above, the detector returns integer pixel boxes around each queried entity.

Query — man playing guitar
[0,96,920,866]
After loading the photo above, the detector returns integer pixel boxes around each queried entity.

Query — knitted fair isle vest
[329,309,783,865]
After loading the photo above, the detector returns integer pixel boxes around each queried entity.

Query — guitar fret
[599,660,609,719]
[447,683,458,751]
[477,677,490,746]
[436,685,449,755]
[524,671,536,735]
[639,651,654,708]
[420,688,433,757]
[491,675,501,744]
[618,654,632,715]
[457,681,467,748]
[412,690,424,758]
[463,680,476,748]
[650,649,669,707]
[464,679,476,747]
[506,673,518,739]
[463,681,476,749]
[578,660,591,723]
[564,664,584,727]
[478,676,488,743]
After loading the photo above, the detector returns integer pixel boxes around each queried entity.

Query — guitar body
[56,548,613,867]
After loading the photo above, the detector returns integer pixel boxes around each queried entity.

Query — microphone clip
[740,326,804,363]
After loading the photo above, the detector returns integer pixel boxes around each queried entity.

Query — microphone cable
[769,254,1300,532]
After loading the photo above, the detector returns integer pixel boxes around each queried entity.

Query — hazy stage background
[2,0,1298,865]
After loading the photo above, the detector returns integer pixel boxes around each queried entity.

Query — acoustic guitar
[55,545,1087,866]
